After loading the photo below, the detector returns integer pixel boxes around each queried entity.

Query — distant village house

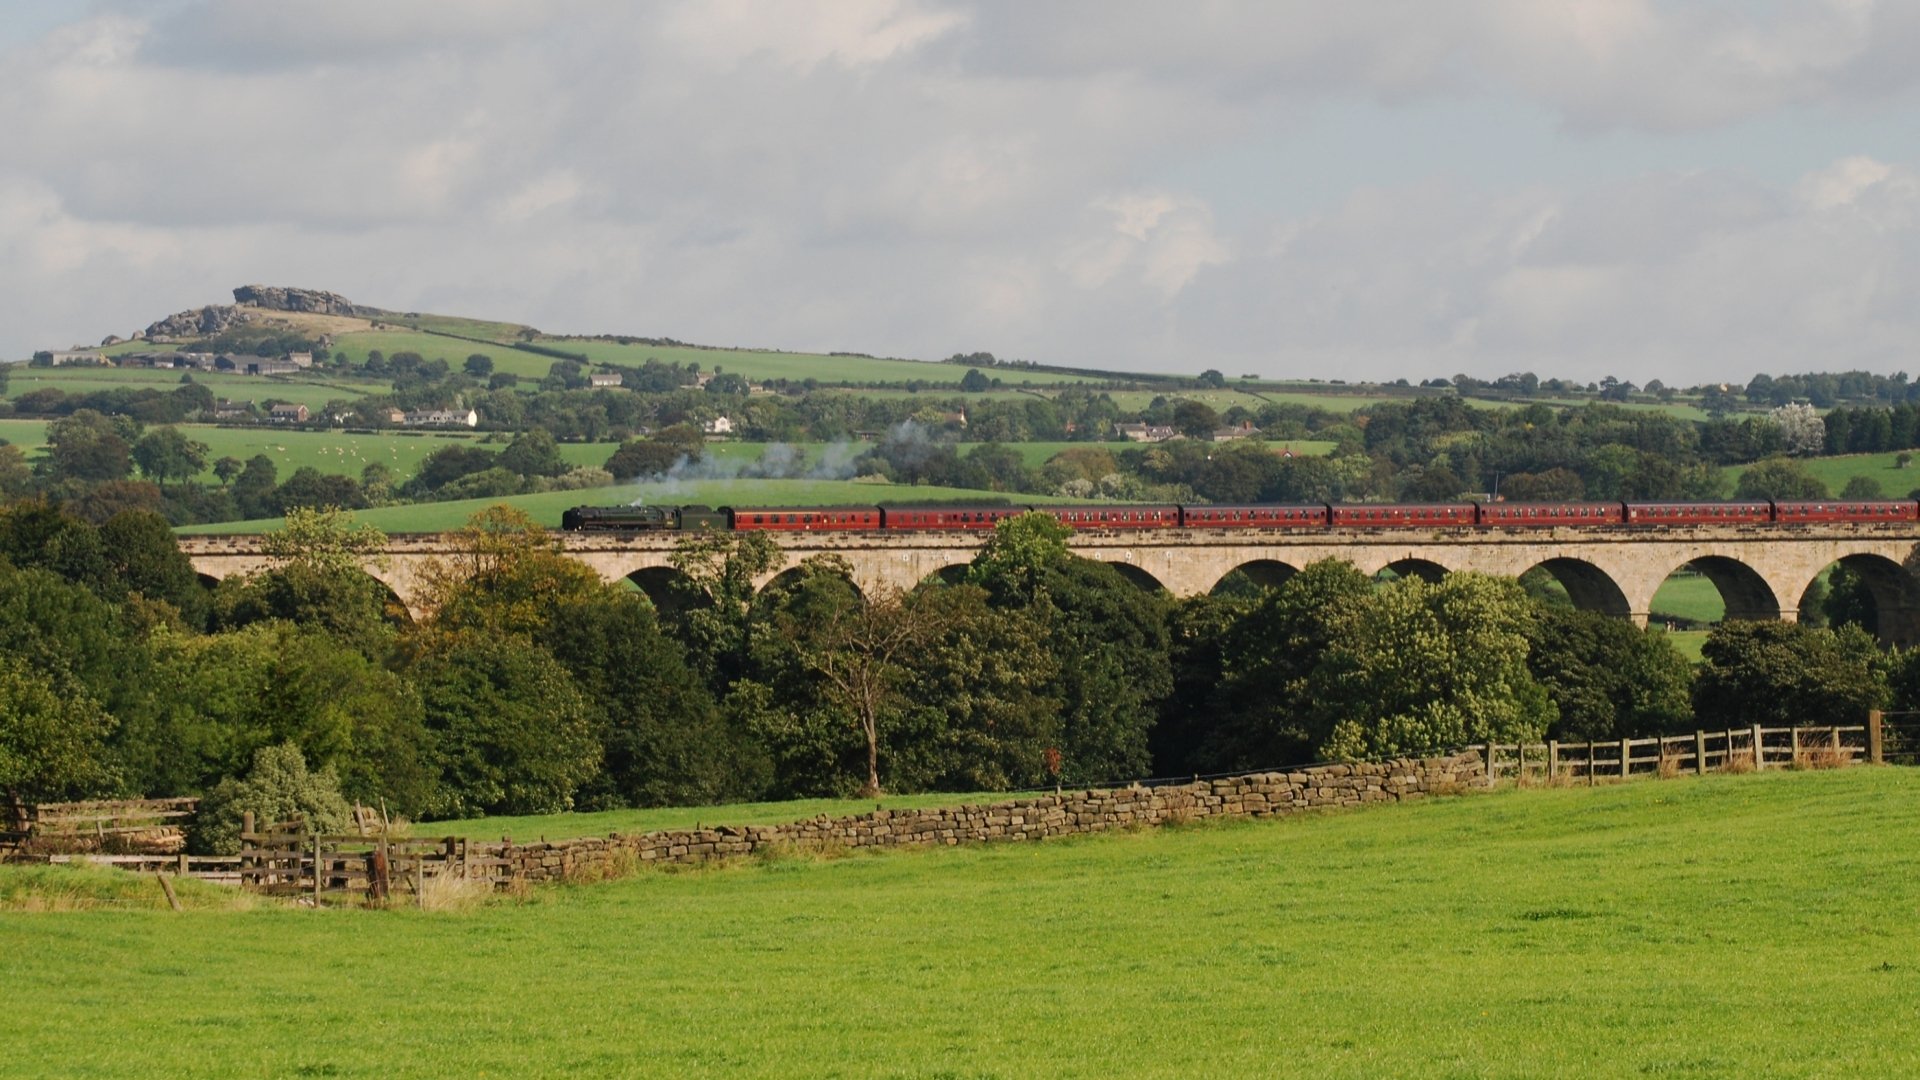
[1117,423,1177,443]
[403,408,479,428]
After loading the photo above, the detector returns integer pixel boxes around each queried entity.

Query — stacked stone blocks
[501,752,1486,885]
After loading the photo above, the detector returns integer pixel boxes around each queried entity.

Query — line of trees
[1,505,1909,855]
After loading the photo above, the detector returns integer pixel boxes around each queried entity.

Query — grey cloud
[4,1,1920,390]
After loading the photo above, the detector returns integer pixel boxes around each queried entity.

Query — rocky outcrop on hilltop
[143,304,248,340]
[140,286,371,341]
[232,285,365,316]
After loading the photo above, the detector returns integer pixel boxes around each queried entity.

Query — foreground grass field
[5,768,1919,1078]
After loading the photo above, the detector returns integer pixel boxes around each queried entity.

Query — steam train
[562,499,1920,533]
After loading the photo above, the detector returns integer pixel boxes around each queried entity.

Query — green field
[1649,569,1728,626]
[176,478,1078,534]
[0,421,623,486]
[1464,395,1713,422]
[1092,387,1385,414]
[328,329,1109,387]
[1723,451,1920,498]
[4,365,374,410]
[6,768,1920,1077]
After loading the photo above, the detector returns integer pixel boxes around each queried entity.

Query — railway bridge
[176,521,1920,645]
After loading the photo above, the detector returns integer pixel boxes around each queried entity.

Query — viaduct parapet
[177,522,1920,645]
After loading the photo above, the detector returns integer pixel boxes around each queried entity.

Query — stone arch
[1672,555,1781,623]
[626,565,709,616]
[1104,562,1167,592]
[351,569,416,626]
[761,564,864,598]
[1521,557,1631,620]
[1797,553,1920,648]
[1211,559,1300,596]
[194,572,222,593]
[917,564,973,588]
[1379,558,1448,584]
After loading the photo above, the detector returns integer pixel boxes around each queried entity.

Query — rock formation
[143,305,248,340]
[231,285,363,316]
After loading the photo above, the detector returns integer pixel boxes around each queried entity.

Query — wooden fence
[1472,719,1876,785]
[234,814,517,905]
[43,853,244,885]
[1,797,197,856]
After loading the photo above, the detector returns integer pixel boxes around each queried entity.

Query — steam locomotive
[562,499,1920,533]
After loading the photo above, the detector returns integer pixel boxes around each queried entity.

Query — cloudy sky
[3,0,1917,384]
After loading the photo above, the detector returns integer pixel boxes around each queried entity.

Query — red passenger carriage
[1179,504,1331,528]
[1623,502,1771,525]
[1477,502,1627,527]
[727,506,882,531]
[1772,500,1920,524]
[878,506,1028,530]
[1329,504,1477,527]
[1039,505,1181,529]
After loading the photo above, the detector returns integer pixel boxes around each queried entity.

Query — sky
[2,0,1918,385]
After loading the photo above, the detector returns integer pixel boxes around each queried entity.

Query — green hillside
[176,478,1077,534]
[329,327,1111,387]
[4,365,371,410]
[6,769,1918,1077]
[1722,451,1920,497]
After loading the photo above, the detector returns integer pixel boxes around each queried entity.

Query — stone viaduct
[176,521,1920,645]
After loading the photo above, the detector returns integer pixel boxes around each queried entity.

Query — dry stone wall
[502,752,1487,884]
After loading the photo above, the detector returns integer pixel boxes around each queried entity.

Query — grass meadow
[1722,451,1920,498]
[176,478,1078,534]
[0,421,622,486]
[5,768,1920,1078]
[328,329,1109,387]
[5,365,374,410]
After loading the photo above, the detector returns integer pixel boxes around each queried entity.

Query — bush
[190,743,352,855]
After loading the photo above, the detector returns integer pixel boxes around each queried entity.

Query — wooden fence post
[1870,710,1884,765]
[312,834,322,907]
[1752,724,1766,771]
[1484,742,1497,784]
[240,811,255,883]
[1547,740,1559,780]
[1587,741,1596,786]
[1694,730,1707,775]
[1620,737,1631,779]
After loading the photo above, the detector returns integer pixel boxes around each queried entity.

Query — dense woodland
[0,503,1908,854]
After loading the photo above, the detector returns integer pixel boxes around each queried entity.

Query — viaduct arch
[176,523,1920,645]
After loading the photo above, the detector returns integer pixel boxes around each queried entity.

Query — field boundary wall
[503,752,1487,884]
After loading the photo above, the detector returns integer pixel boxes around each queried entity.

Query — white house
[404,408,479,428]
[702,416,734,436]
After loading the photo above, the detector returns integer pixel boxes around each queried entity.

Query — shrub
[190,743,352,855]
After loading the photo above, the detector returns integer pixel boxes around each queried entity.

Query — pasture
[4,365,374,410]
[176,478,1077,534]
[1723,451,1920,498]
[0,421,623,486]
[5,768,1919,1077]
[327,329,1109,387]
